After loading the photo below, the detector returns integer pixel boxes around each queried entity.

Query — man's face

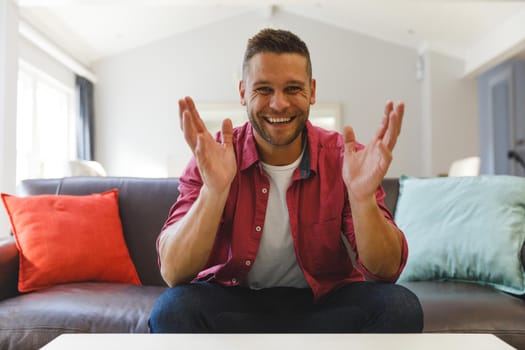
[239,52,316,149]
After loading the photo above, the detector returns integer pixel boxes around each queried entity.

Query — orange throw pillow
[1,189,141,292]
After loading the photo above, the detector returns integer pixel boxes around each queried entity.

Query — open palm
[343,101,404,201]
[179,97,237,194]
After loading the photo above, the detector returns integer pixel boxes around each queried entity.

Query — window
[16,61,76,183]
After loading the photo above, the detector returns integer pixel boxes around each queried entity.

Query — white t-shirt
[245,151,309,289]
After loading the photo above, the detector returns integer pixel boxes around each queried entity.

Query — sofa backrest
[16,176,401,287]
[17,177,180,287]
[381,178,400,216]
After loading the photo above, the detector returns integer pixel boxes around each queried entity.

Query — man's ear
[239,80,246,106]
[310,79,316,105]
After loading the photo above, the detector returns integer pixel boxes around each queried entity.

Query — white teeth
[268,117,292,123]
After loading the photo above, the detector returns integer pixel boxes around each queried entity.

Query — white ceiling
[15,0,525,76]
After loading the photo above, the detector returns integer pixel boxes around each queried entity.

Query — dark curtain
[76,75,94,160]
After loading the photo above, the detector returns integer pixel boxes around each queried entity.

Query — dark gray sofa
[0,177,523,349]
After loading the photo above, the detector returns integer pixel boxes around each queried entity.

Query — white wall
[425,51,479,176]
[0,0,18,236]
[93,9,477,178]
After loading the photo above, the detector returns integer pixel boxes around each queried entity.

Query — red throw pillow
[1,189,141,292]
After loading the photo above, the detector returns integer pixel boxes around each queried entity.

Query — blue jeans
[149,281,423,333]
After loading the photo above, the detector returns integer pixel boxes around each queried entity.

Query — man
[149,28,423,333]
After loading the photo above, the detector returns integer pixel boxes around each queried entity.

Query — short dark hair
[242,28,312,79]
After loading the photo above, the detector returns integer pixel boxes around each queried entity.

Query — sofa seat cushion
[0,282,166,350]
[400,281,525,349]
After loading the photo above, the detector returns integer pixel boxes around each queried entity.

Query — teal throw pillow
[395,175,525,295]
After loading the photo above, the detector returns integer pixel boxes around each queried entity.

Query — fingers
[343,125,357,154]
[178,98,187,130]
[374,100,393,141]
[382,101,404,151]
[395,101,405,121]
[185,97,208,133]
[182,110,198,151]
[179,96,212,153]
[221,118,234,147]
[384,100,394,117]
[179,96,206,131]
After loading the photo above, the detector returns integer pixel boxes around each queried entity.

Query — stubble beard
[248,107,309,147]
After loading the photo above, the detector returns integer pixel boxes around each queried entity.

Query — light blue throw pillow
[395,175,525,295]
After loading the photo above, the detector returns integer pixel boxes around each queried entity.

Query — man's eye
[256,87,272,95]
[286,86,302,93]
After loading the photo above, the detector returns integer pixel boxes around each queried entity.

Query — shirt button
[261,188,268,194]
[231,278,238,284]
[255,226,262,232]
[245,260,252,266]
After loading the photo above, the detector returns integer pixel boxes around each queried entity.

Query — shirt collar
[298,121,318,179]
[237,120,319,179]
[238,122,260,171]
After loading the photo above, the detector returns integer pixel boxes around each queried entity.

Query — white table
[41,333,516,350]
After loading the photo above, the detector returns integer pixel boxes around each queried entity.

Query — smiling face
[239,52,316,165]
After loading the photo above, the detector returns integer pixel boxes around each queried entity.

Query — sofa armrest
[0,236,19,300]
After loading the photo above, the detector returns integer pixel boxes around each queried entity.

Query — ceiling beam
[18,20,97,82]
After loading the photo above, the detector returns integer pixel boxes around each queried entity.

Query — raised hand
[179,96,237,194]
[342,101,404,202]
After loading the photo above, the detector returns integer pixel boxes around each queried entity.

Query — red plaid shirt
[161,121,408,301]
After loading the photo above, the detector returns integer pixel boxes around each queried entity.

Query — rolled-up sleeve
[344,185,409,282]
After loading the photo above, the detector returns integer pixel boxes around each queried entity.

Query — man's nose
[269,91,290,111]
